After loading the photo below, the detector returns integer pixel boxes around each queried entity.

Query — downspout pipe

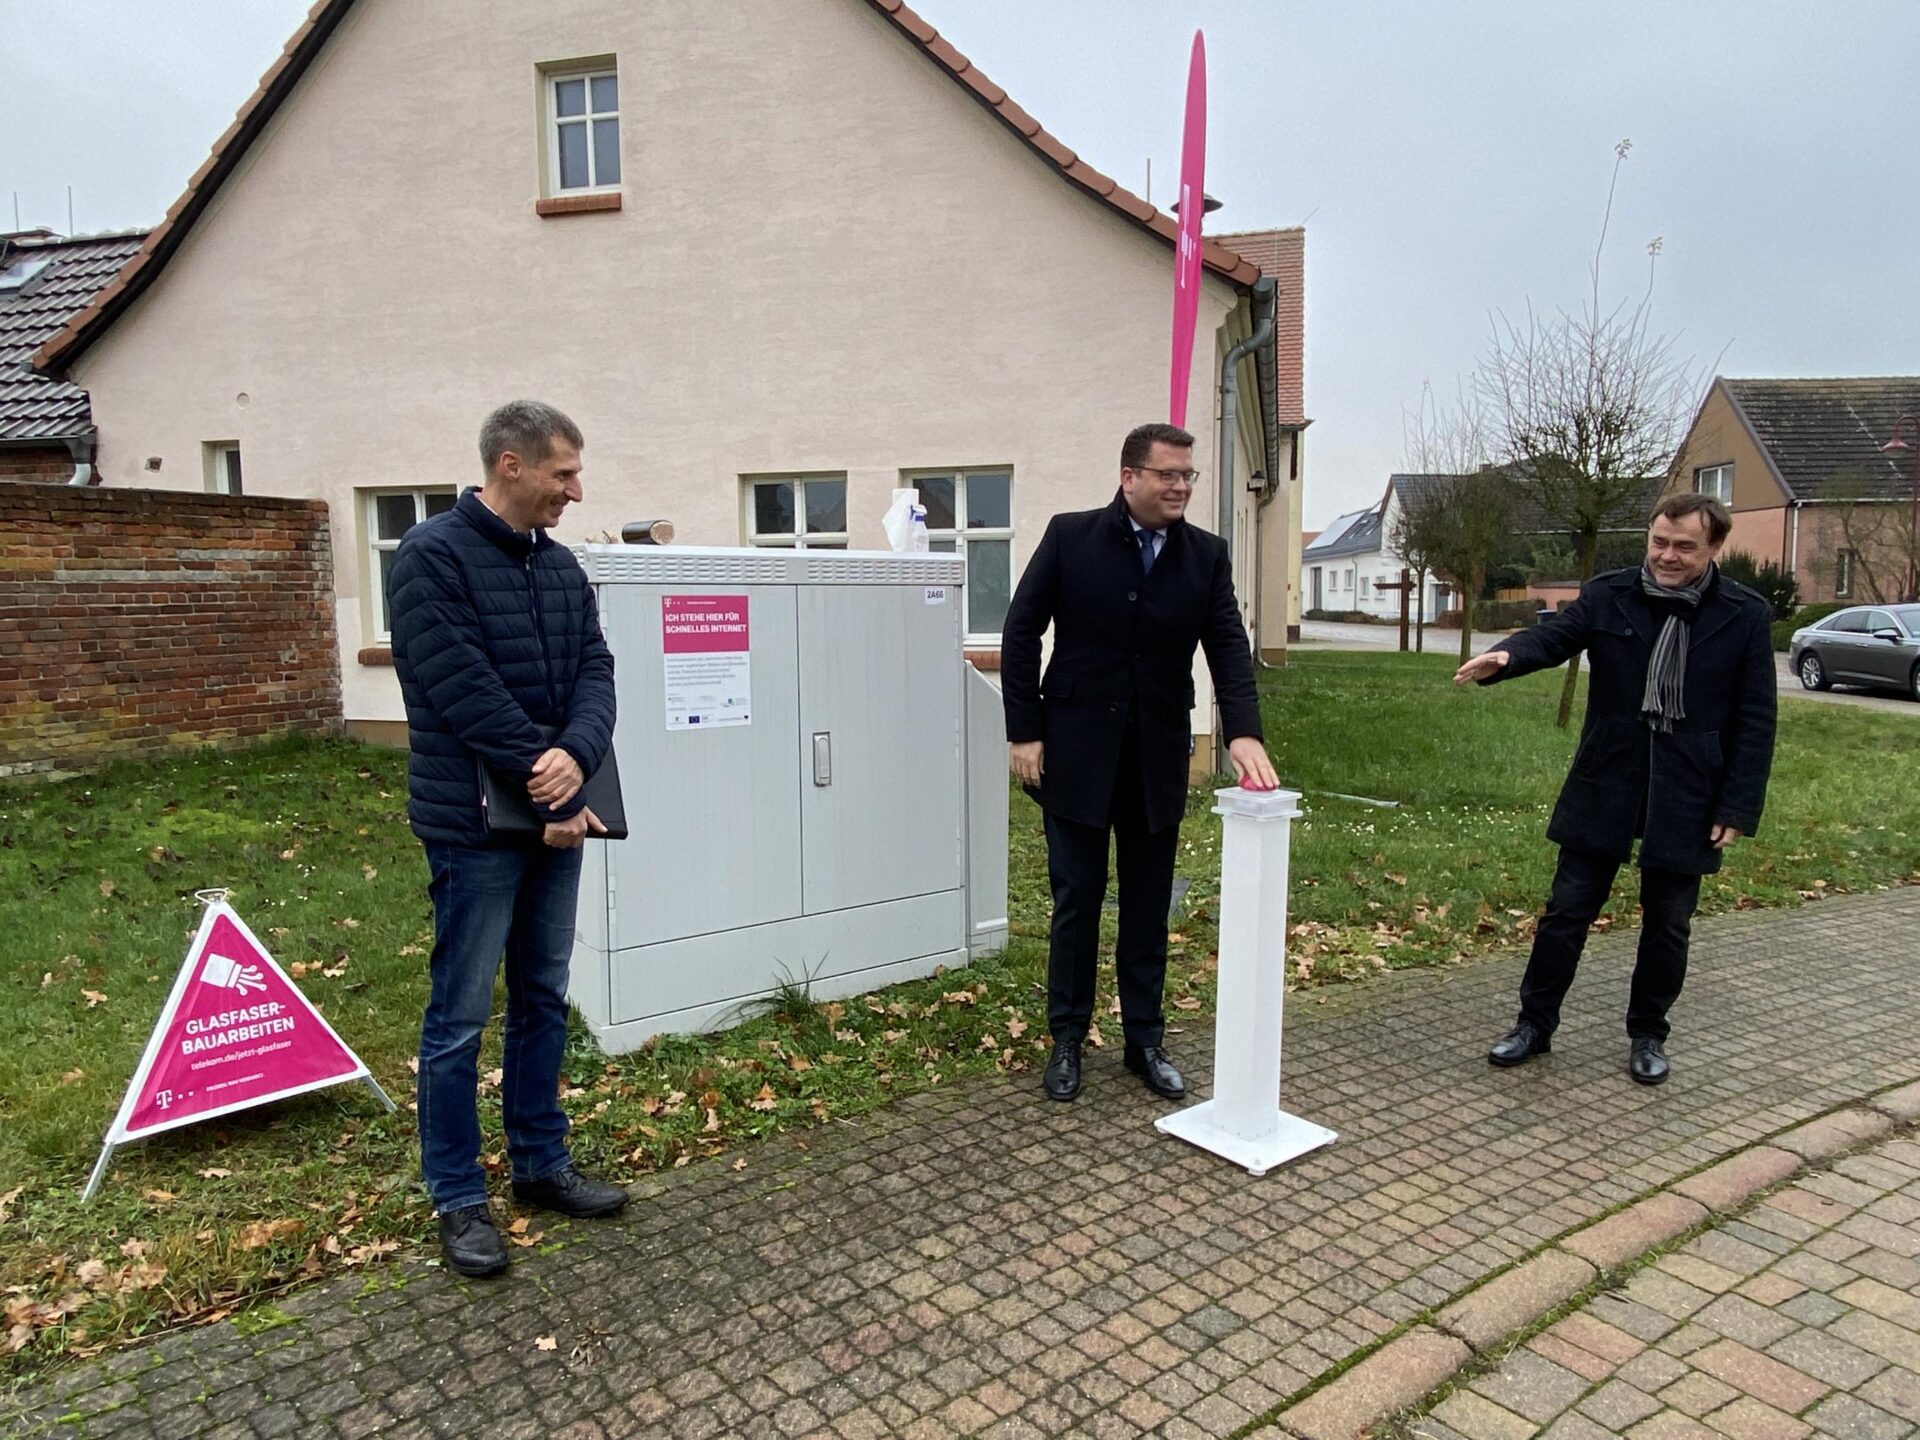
[63,433,96,486]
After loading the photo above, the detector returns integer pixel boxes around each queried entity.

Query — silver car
[1789,604,1920,701]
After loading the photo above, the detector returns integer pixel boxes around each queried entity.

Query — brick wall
[0,485,343,778]
[0,446,79,484]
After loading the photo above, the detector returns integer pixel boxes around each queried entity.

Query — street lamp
[1877,414,1920,603]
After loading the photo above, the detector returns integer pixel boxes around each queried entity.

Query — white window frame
[203,441,242,495]
[1836,548,1856,599]
[546,65,620,195]
[902,468,1015,643]
[1695,463,1733,504]
[364,487,458,642]
[742,475,849,550]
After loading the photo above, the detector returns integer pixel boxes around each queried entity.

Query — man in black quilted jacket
[388,400,624,1277]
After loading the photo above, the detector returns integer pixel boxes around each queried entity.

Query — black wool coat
[1001,492,1264,833]
[1484,567,1777,875]
[388,489,617,845]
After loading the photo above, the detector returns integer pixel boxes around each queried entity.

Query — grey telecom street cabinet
[569,545,1009,1051]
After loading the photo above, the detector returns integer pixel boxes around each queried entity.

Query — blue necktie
[1138,527,1158,575]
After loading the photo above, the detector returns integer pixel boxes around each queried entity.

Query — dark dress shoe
[1629,1038,1670,1086]
[1124,1044,1185,1100]
[438,1203,509,1277]
[1488,1022,1551,1068]
[511,1166,629,1218]
[1043,1039,1083,1101]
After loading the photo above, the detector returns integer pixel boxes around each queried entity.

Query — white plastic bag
[882,488,930,553]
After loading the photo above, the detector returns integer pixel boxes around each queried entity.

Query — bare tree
[1478,140,1713,727]
[1399,386,1517,663]
[1828,468,1919,603]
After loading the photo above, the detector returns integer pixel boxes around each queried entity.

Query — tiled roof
[38,0,1261,375]
[1302,506,1383,560]
[1214,228,1305,425]
[1388,469,1662,534]
[1721,377,1920,503]
[0,229,147,441]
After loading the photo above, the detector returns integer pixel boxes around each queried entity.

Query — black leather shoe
[1043,1039,1083,1102]
[511,1166,629,1218]
[1629,1037,1670,1086]
[438,1203,508,1277]
[1488,1022,1551,1068]
[1124,1044,1186,1100]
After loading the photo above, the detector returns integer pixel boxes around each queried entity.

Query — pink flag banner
[1168,30,1207,428]
[83,896,393,1201]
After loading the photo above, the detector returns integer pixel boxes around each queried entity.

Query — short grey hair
[479,400,584,472]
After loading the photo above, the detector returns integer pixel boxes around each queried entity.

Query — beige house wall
[71,0,1255,735]
[1668,383,1792,562]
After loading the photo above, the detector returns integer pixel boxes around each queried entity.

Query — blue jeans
[418,840,583,1213]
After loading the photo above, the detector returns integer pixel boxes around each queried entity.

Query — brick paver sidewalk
[4,889,1918,1439]
[1397,1127,1920,1440]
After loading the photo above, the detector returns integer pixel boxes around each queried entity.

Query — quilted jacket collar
[455,487,552,560]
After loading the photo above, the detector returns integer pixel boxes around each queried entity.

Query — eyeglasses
[1131,466,1201,486]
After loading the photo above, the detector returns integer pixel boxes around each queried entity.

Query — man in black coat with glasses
[1002,422,1279,1104]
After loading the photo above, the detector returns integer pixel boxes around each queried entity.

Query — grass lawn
[2,650,1915,1378]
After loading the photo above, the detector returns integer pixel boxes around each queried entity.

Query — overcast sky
[6,1,1917,526]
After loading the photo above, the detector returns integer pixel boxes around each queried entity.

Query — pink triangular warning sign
[119,903,372,1140]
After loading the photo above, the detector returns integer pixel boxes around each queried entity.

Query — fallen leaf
[118,1239,150,1259]
[748,1084,778,1112]
[0,1187,21,1224]
[787,1054,812,1073]
[1172,996,1202,1011]
[75,1259,109,1287]
[534,1335,558,1351]
[81,989,109,1008]
[1005,1015,1029,1040]
[125,1262,168,1290]
[197,1168,232,1180]
[362,864,378,881]
[1086,1024,1105,1050]
[508,1230,543,1249]
[236,1218,302,1250]
[58,1069,85,1086]
[98,880,116,897]
[731,1158,747,1171]
[142,1189,175,1204]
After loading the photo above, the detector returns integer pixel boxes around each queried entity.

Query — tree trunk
[1554,528,1600,729]
[1415,569,1426,653]
[1458,565,1482,665]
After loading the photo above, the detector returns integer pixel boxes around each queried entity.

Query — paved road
[8,889,1919,1439]
[1298,622,1919,717]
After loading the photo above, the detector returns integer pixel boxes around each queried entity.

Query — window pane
[424,490,457,517]
[917,475,956,531]
[557,122,589,189]
[966,471,1010,528]
[222,447,244,495]
[555,78,586,117]
[804,479,847,534]
[375,493,418,540]
[967,538,1011,636]
[753,482,796,537]
[592,118,621,185]
[590,74,618,114]
[929,538,957,553]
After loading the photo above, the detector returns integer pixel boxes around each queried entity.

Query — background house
[1668,376,1920,603]
[0,228,147,484]
[34,0,1307,751]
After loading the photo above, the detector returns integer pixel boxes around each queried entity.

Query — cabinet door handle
[812,732,832,787]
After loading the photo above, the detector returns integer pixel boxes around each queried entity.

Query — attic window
[0,256,52,296]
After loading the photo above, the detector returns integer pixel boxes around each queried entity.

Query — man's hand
[542,807,607,850]
[1454,650,1511,686]
[1009,740,1044,787]
[1710,823,1744,851]
[1228,737,1280,791]
[529,747,585,807]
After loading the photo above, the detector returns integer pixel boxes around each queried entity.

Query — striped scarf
[1639,564,1714,732]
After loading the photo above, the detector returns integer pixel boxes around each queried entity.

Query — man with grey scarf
[1454,493,1776,1085]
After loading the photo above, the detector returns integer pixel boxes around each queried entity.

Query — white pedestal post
[1154,786,1336,1176]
